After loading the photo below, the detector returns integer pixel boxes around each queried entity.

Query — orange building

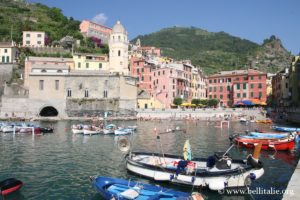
[207,69,267,107]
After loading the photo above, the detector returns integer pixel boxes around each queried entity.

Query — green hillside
[0,0,82,43]
[132,27,292,74]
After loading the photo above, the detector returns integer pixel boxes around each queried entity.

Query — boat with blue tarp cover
[243,132,290,139]
[89,176,204,200]
[272,126,300,132]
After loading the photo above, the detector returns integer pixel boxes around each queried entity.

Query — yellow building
[267,73,275,96]
[137,90,164,109]
[73,53,109,71]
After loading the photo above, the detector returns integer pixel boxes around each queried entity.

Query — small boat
[272,126,300,132]
[90,176,203,200]
[71,124,84,134]
[0,178,23,196]
[115,128,133,136]
[240,118,247,123]
[83,129,101,136]
[126,151,264,190]
[255,119,272,124]
[234,137,295,151]
[40,127,54,134]
[82,125,102,136]
[2,125,14,133]
[103,124,117,135]
[245,132,290,139]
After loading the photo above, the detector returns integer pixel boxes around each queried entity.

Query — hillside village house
[22,31,46,47]
[0,42,19,64]
[80,20,112,44]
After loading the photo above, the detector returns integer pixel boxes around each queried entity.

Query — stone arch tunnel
[39,106,59,117]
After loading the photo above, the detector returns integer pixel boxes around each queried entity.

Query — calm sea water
[0,120,299,200]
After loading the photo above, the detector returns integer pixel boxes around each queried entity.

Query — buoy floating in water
[0,178,23,196]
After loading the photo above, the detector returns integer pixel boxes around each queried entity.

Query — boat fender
[208,181,226,191]
[250,173,256,180]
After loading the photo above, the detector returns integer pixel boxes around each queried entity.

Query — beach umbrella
[242,100,254,106]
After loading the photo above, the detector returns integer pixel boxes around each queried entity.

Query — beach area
[0,108,268,122]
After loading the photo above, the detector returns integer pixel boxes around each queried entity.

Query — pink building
[208,69,267,107]
[80,20,112,44]
[130,57,153,94]
[151,67,175,107]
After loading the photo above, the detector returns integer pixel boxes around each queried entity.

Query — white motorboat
[103,124,117,135]
[83,126,102,136]
[115,128,133,136]
[126,151,264,190]
[2,126,14,133]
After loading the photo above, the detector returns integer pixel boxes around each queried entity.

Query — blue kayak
[272,126,300,132]
[90,176,200,200]
[248,132,289,139]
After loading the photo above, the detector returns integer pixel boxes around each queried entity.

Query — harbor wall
[136,108,266,121]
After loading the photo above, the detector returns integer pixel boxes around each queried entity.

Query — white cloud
[91,13,108,25]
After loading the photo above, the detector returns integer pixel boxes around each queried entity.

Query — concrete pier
[283,159,300,200]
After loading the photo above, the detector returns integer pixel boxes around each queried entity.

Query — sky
[29,0,300,54]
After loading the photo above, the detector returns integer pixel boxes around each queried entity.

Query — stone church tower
[109,21,129,75]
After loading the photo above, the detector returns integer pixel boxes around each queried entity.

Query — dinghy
[234,137,295,151]
[244,132,290,139]
[115,128,133,136]
[272,126,300,132]
[90,176,204,200]
[0,178,23,196]
[103,124,117,135]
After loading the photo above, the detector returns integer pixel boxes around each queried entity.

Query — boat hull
[235,138,295,151]
[0,178,23,196]
[125,152,264,190]
[72,129,83,134]
[83,130,101,135]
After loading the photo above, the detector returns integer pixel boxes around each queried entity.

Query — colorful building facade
[73,53,109,71]
[80,20,112,44]
[207,69,267,107]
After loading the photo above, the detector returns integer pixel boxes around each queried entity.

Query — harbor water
[0,120,299,200]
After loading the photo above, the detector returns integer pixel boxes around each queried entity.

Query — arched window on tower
[118,36,121,41]
[118,50,121,57]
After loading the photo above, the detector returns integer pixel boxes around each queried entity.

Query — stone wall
[65,98,119,117]
[137,108,266,120]
[30,46,71,55]
[0,97,66,118]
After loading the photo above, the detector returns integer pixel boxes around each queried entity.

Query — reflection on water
[0,120,299,200]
